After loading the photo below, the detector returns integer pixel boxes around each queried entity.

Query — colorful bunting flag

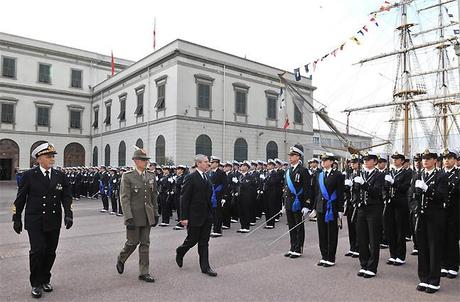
[304,64,310,74]
[350,36,361,45]
[358,30,365,36]
[363,25,368,32]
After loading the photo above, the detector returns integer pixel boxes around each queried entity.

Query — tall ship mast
[344,0,460,156]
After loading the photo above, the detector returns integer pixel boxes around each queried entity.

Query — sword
[244,210,282,238]
[268,217,308,246]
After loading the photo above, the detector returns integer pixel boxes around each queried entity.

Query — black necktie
[424,172,429,180]
[325,171,329,179]
[45,170,51,186]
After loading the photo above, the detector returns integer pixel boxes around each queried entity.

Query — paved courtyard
[0,181,458,302]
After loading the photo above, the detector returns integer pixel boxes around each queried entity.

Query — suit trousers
[346,204,358,252]
[357,205,383,273]
[286,210,305,253]
[27,228,60,287]
[118,226,151,275]
[317,212,339,263]
[417,208,446,286]
[212,205,223,234]
[176,222,212,272]
[441,207,459,272]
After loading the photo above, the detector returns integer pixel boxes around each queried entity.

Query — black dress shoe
[363,272,376,278]
[42,283,53,292]
[176,252,183,268]
[416,284,427,292]
[344,251,353,257]
[116,259,124,274]
[138,274,155,282]
[351,253,359,258]
[425,286,439,294]
[31,287,42,299]
[357,270,365,277]
[317,261,325,266]
[289,253,301,259]
[284,252,292,257]
[202,268,218,277]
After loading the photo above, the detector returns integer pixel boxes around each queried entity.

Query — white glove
[155,176,159,181]
[309,209,317,218]
[344,179,353,187]
[353,176,364,185]
[235,192,239,196]
[301,207,310,217]
[232,177,238,184]
[168,177,174,183]
[415,180,428,192]
[221,199,226,206]
[338,212,344,220]
[384,175,394,184]
[281,206,286,214]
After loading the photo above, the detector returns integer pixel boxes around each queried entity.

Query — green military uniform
[117,149,159,277]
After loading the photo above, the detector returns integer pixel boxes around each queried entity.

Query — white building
[0,32,315,180]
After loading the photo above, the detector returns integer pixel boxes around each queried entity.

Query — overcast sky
[2,0,458,152]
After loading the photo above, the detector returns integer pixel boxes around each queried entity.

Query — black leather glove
[151,216,160,227]
[126,218,136,230]
[13,220,22,234]
[64,217,73,229]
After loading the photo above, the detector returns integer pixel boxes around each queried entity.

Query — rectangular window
[38,63,51,83]
[93,109,99,128]
[71,69,82,88]
[235,90,247,114]
[2,57,16,78]
[104,105,111,125]
[70,110,81,129]
[134,93,144,116]
[37,107,50,126]
[197,83,210,109]
[118,99,126,121]
[267,96,277,119]
[294,103,302,124]
[313,137,320,145]
[1,103,14,123]
[155,84,165,109]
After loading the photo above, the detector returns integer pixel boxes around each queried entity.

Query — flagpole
[153,17,157,51]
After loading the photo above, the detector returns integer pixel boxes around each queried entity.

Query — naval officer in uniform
[12,142,73,299]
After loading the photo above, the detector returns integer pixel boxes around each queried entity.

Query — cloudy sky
[2,0,458,152]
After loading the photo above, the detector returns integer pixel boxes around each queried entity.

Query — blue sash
[211,184,224,208]
[319,172,337,223]
[285,170,303,212]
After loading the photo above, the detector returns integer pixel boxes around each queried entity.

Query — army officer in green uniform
[116,148,159,282]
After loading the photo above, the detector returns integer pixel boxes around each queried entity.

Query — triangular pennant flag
[313,60,318,71]
[363,25,368,32]
[358,30,365,36]
[294,68,301,81]
[350,36,361,45]
[321,53,329,61]
[331,49,338,57]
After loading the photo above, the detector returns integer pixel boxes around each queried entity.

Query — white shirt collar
[324,167,332,174]
[425,168,435,175]
[445,166,456,173]
[291,162,300,170]
[39,166,51,177]
[364,167,375,173]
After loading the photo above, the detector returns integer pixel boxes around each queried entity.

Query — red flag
[283,117,290,129]
[111,51,115,76]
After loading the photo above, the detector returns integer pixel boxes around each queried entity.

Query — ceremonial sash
[98,179,104,194]
[285,170,303,212]
[319,172,337,223]
[211,184,224,208]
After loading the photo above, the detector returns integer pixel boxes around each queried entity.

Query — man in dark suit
[313,152,344,267]
[176,154,217,277]
[12,142,73,299]
[283,145,312,259]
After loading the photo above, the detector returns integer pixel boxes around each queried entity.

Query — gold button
[43,196,46,199]
[53,211,55,213]
[43,203,46,206]
[42,211,45,214]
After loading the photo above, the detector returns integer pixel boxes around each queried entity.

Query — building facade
[0,33,315,180]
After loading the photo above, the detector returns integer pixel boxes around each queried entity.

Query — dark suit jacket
[284,164,312,211]
[352,169,385,206]
[313,169,345,214]
[180,170,212,227]
[13,166,73,231]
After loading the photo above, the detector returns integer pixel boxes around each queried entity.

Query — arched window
[234,138,248,162]
[155,135,165,165]
[93,146,98,166]
[266,141,278,161]
[135,138,144,149]
[118,141,126,166]
[195,134,212,157]
[0,139,20,180]
[64,142,85,167]
[104,144,111,166]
